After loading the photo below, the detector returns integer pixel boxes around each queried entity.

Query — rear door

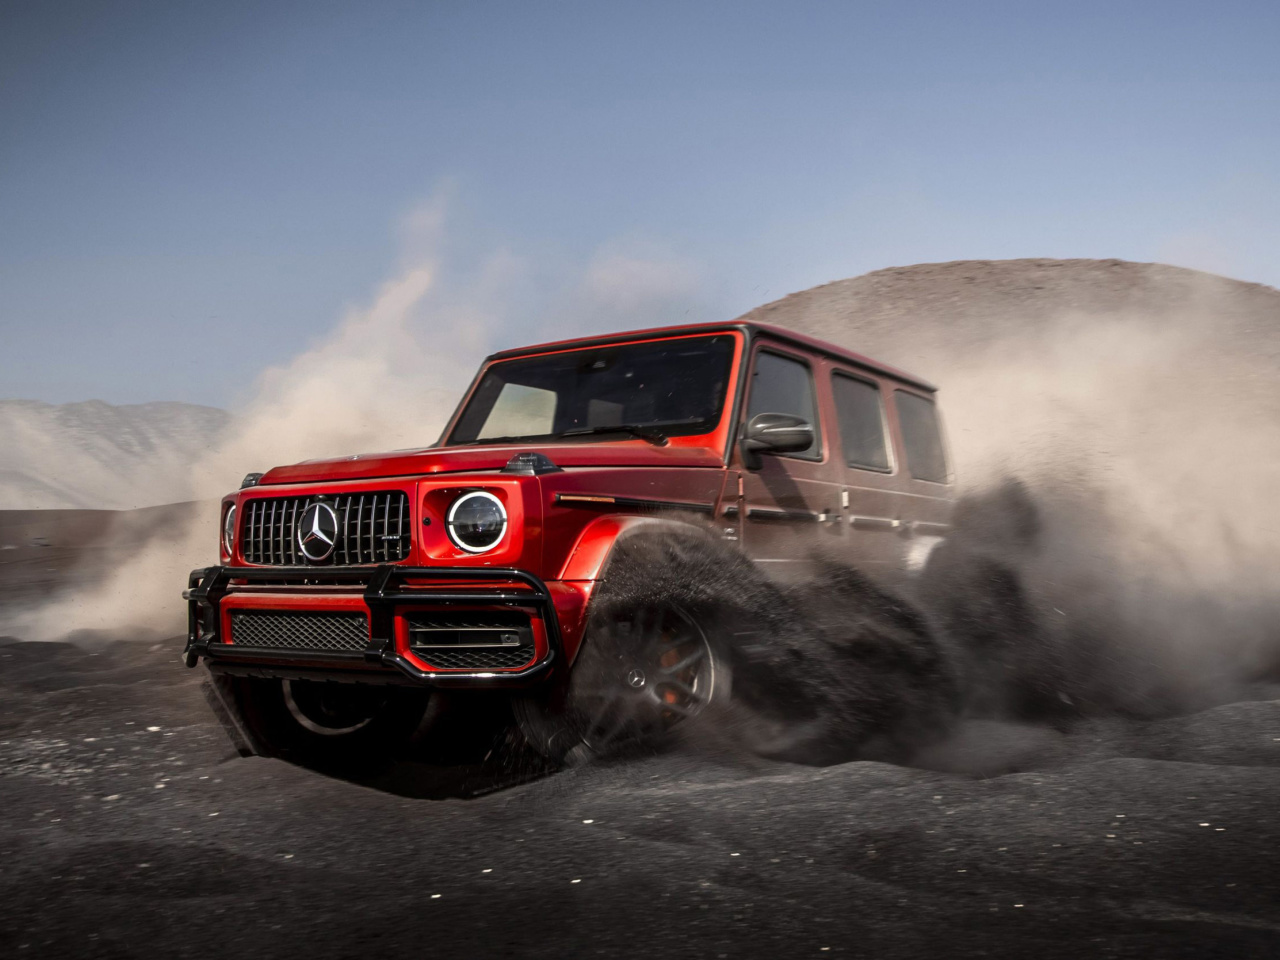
[889,387,955,570]
[735,343,844,579]
[828,367,910,573]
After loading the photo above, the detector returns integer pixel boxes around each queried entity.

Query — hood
[257,441,725,486]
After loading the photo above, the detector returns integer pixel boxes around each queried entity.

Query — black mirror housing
[740,413,814,469]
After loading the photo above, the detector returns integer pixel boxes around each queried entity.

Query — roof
[484,321,937,391]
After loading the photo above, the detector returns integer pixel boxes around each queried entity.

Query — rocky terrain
[0,636,1276,959]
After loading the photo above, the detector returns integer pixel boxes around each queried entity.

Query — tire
[515,599,730,764]
[216,675,434,772]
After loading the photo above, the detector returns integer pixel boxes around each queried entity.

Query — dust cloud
[755,261,1280,723]
[917,310,1280,715]
[13,258,1280,747]
[5,261,478,643]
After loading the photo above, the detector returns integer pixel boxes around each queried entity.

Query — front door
[736,345,843,580]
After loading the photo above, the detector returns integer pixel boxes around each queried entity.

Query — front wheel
[515,602,729,763]
[216,675,434,771]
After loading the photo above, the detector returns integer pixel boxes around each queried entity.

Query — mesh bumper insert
[415,647,538,670]
[229,611,369,653]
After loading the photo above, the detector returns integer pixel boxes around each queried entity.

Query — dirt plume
[12,257,1280,753]
[745,259,1280,720]
[577,529,962,765]
[2,262,477,643]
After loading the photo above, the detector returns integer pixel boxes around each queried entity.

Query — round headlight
[222,504,238,554]
[446,491,507,553]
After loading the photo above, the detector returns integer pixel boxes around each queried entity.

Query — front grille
[416,647,537,670]
[229,611,369,653]
[241,491,411,565]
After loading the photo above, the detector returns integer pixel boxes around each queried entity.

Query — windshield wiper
[557,424,671,446]
[454,434,552,447]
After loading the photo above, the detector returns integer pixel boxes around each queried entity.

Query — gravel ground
[0,638,1277,960]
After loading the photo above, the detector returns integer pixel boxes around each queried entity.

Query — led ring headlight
[446,491,508,554]
[222,504,238,554]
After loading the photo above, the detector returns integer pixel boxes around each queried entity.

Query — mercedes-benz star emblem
[297,502,339,562]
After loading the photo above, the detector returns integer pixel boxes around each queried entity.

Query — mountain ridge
[0,399,230,509]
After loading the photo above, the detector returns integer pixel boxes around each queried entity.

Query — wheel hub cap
[626,668,647,689]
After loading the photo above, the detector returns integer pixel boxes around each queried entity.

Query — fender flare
[556,514,720,583]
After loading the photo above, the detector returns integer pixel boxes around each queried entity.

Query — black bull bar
[184,565,562,684]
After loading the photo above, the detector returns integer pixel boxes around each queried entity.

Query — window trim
[892,388,951,484]
[830,369,895,474]
[742,346,824,463]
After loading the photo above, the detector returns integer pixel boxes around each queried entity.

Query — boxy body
[185,322,953,740]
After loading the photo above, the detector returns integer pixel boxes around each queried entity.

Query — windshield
[447,334,737,446]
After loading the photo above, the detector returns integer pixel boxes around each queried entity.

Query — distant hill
[737,258,1280,376]
[736,257,1280,488]
[0,400,231,509]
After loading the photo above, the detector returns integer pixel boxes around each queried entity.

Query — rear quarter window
[894,390,949,483]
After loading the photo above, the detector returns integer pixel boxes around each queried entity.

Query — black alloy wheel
[516,602,726,763]
[219,675,432,771]
[281,679,389,736]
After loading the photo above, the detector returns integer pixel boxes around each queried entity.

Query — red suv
[185,322,953,764]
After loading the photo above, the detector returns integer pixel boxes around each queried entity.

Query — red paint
[200,321,953,684]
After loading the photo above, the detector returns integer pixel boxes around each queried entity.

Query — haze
[3,0,1279,407]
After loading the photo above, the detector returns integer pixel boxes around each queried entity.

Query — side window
[832,372,890,471]
[745,350,821,459]
[894,390,948,482]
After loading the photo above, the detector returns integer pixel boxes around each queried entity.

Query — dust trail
[747,261,1280,722]
[914,310,1280,716]
[5,261,478,643]
[568,530,963,766]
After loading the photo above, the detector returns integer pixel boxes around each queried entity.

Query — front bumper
[184,564,564,686]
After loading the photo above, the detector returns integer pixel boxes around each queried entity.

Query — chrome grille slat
[288,499,300,564]
[396,495,405,562]
[256,500,266,563]
[378,495,387,562]
[240,491,410,566]
[267,500,277,564]
[344,495,353,565]
[273,499,284,566]
[356,495,366,565]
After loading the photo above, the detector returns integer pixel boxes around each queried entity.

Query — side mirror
[740,413,814,469]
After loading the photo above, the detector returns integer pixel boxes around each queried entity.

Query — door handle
[849,515,898,530]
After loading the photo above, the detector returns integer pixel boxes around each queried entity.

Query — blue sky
[3,0,1278,407]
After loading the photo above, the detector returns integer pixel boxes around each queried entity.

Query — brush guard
[183,565,561,684]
